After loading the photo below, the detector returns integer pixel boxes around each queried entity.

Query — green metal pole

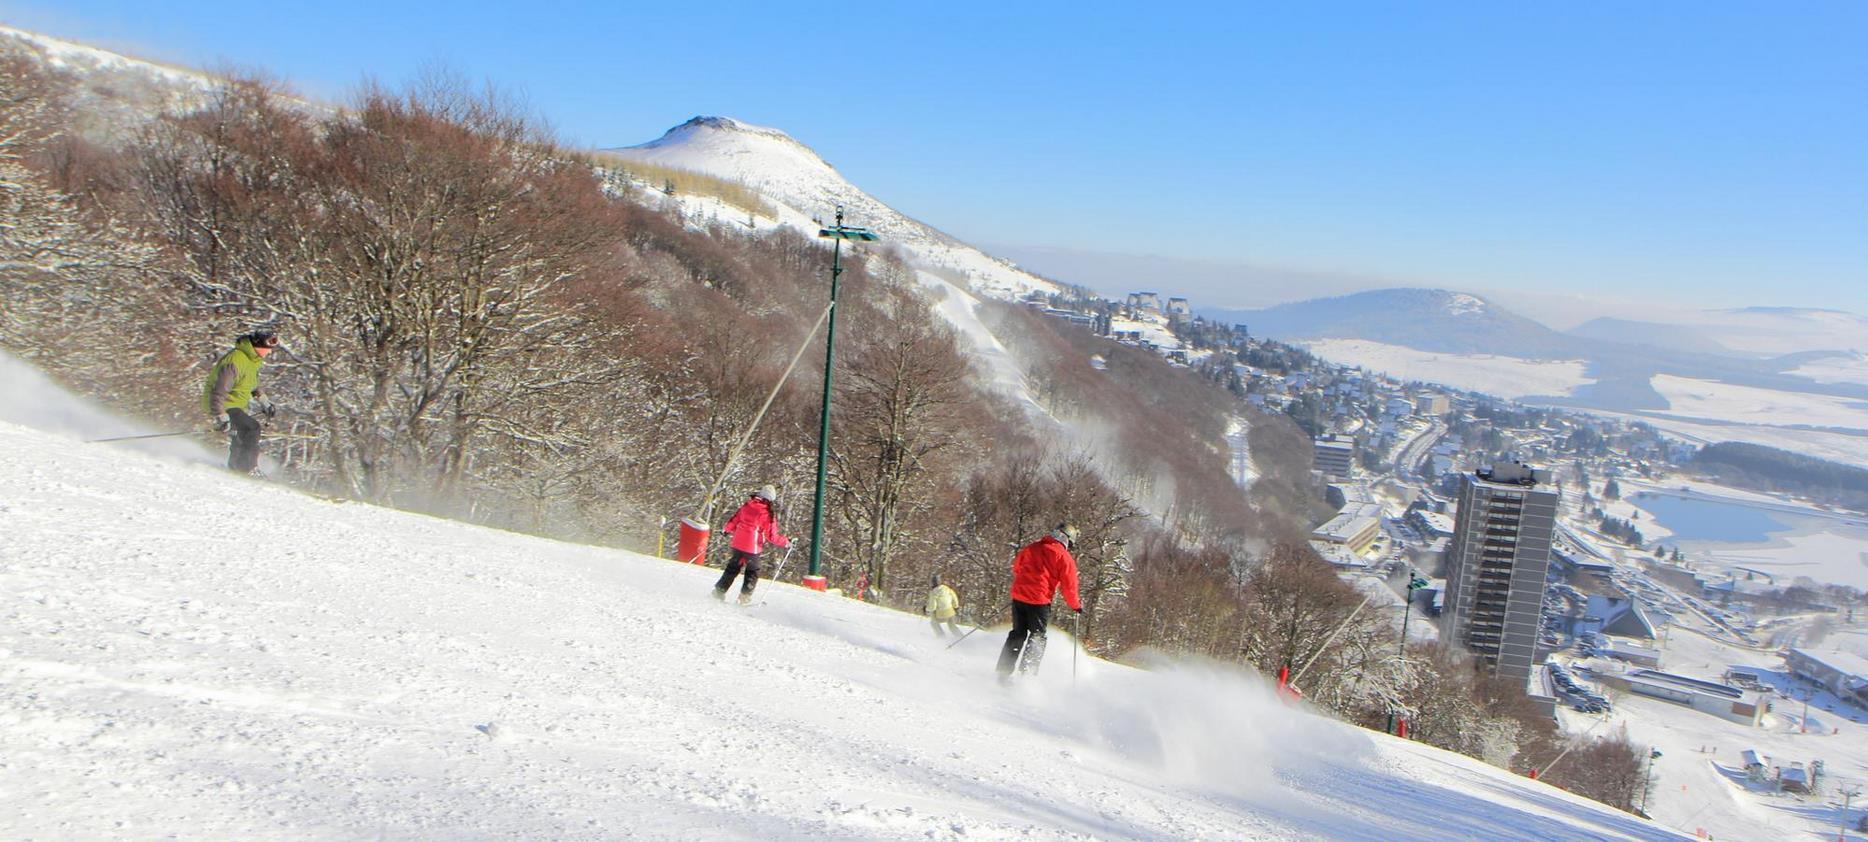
[807,209,845,578]
[1390,570,1417,735]
[1638,747,1654,814]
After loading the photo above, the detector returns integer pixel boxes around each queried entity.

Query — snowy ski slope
[0,383,1682,840]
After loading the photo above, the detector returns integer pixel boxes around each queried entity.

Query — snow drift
[0,369,1682,839]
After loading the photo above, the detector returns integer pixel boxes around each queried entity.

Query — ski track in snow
[0,412,1684,840]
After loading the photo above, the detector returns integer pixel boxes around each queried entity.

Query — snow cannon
[677,518,710,565]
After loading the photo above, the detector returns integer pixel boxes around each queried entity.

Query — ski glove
[254,399,277,419]
[212,413,230,432]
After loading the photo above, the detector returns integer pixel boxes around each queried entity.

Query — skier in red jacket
[714,485,790,604]
[997,523,1081,679]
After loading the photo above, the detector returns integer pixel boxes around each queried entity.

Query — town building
[1166,297,1191,316]
[1441,461,1559,684]
[1784,648,1868,707]
[1406,509,1456,539]
[1313,436,1356,480]
[1578,595,1658,640]
[1126,291,1161,311]
[1311,511,1382,556]
[1595,669,1768,726]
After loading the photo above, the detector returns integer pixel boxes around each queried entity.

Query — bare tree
[829,292,971,593]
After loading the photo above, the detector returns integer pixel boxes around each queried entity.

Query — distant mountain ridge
[1567,317,1738,357]
[1204,288,1583,358]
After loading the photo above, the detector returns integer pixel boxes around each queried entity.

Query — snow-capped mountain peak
[627,115,845,186]
[607,117,1060,300]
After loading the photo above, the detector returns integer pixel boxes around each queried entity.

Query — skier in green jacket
[202,331,279,474]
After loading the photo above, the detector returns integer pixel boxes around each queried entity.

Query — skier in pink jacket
[713,485,790,604]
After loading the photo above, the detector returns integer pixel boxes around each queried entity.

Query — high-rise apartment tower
[1441,461,1559,684]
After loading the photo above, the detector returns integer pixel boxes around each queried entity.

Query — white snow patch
[1226,415,1259,490]
[913,269,1042,414]
[1446,293,1486,317]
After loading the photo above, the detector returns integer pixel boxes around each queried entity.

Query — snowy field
[1794,353,1868,388]
[1300,339,1594,399]
[0,415,1680,838]
[1558,626,1868,842]
[1671,523,1868,592]
[1649,374,1868,432]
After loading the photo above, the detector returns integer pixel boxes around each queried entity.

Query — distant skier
[996,523,1081,680]
[926,573,960,636]
[203,331,279,475]
[713,485,789,604]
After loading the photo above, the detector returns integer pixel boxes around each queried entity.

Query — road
[1392,419,1445,478]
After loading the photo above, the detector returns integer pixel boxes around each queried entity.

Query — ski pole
[1073,611,1081,685]
[85,430,199,443]
[944,621,986,650]
[769,542,797,584]
[944,600,1012,650]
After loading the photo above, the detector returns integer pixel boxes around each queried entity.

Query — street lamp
[1639,746,1662,815]
[1837,783,1862,842]
[1389,570,1431,734]
[803,207,878,588]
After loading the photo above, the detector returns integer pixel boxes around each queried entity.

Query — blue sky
[5,2,1864,313]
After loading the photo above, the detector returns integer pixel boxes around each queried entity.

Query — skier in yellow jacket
[925,573,960,637]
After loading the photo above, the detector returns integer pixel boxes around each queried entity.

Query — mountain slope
[608,117,1059,301]
[1206,288,1583,358]
[0,394,1679,839]
[1,25,217,142]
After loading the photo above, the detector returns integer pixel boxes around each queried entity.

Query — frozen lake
[1634,492,1793,544]
[1632,490,1868,590]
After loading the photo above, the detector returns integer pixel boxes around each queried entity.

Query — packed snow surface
[1302,338,1594,399]
[0,401,1679,838]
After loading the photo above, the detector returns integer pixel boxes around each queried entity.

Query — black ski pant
[996,600,1051,675]
[714,549,761,596]
[226,407,261,472]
